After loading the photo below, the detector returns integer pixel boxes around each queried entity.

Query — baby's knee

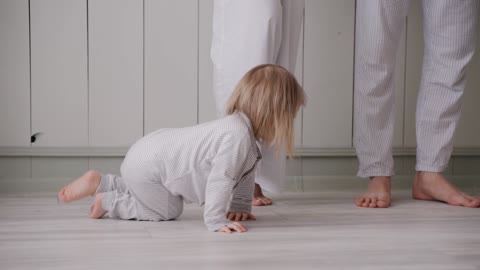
[166,203,183,220]
[134,202,183,221]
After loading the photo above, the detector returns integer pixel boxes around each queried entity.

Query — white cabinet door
[0,0,30,147]
[454,34,480,147]
[30,0,88,146]
[294,19,304,147]
[198,0,216,124]
[393,26,407,148]
[302,0,355,148]
[404,1,424,148]
[88,0,143,146]
[144,0,198,133]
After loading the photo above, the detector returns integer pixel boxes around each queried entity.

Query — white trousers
[354,0,479,177]
[211,0,304,192]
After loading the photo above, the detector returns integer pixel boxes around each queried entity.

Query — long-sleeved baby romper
[96,112,262,231]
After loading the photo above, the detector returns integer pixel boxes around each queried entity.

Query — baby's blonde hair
[226,64,306,157]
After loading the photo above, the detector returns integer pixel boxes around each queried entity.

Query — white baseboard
[1,175,478,194]
[1,146,479,193]
[1,146,480,157]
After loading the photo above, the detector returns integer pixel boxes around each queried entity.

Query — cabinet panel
[198,0,216,124]
[144,0,198,133]
[393,26,406,147]
[88,0,143,146]
[404,1,424,148]
[30,0,88,146]
[303,0,355,148]
[0,0,30,146]
[295,18,304,147]
[454,34,480,147]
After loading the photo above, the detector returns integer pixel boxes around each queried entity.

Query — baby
[58,64,305,233]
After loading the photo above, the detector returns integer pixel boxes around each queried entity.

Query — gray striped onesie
[97,112,261,231]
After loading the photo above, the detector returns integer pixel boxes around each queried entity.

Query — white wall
[1,0,480,152]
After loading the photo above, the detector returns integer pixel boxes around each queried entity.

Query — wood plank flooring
[0,191,479,270]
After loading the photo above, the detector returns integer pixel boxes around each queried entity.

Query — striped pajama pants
[354,0,479,177]
[97,173,183,221]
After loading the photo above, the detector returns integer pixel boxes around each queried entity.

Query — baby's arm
[204,132,251,233]
[203,173,236,232]
[227,169,256,221]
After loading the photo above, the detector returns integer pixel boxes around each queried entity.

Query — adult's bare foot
[355,176,392,208]
[58,170,101,203]
[413,172,480,208]
[252,183,272,206]
[89,193,107,219]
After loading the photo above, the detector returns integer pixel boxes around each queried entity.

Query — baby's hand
[217,222,247,234]
[226,212,256,221]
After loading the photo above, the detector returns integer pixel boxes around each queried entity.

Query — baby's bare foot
[58,170,101,203]
[252,183,272,206]
[413,172,480,208]
[89,193,107,219]
[355,176,391,208]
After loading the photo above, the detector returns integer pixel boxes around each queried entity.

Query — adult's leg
[354,0,410,208]
[212,0,283,116]
[276,0,305,72]
[255,0,305,197]
[211,0,304,197]
[413,0,480,207]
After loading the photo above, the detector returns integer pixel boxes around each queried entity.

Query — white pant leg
[354,0,410,178]
[255,0,304,193]
[415,0,479,172]
[102,190,139,220]
[276,0,305,72]
[211,0,304,192]
[97,174,127,193]
[256,0,304,193]
[211,0,283,116]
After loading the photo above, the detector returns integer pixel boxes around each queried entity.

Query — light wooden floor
[1,190,479,270]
